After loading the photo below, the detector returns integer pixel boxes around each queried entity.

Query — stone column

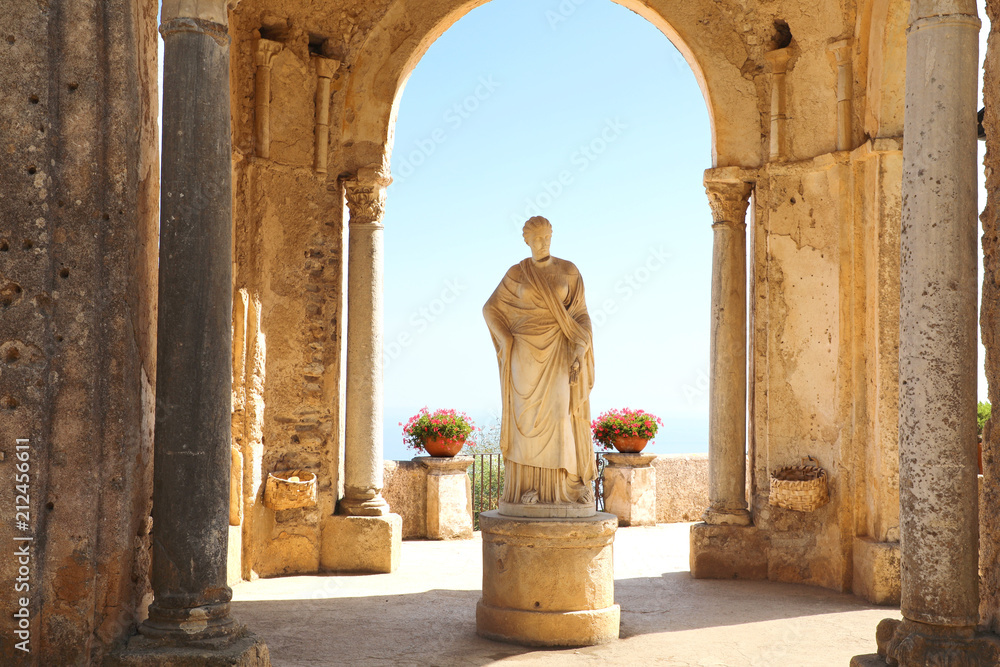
[341,167,392,517]
[417,456,475,540]
[828,39,853,152]
[313,57,339,175]
[113,2,269,663]
[853,1,998,664]
[765,48,791,161]
[702,168,753,527]
[318,167,401,574]
[254,38,281,159]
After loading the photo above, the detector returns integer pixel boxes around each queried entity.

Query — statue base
[497,500,596,518]
[476,510,620,647]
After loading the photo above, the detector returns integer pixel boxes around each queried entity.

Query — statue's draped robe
[483,257,595,504]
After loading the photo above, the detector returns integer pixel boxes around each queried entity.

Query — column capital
[764,47,791,74]
[314,56,341,80]
[345,167,392,226]
[255,38,282,68]
[827,38,852,65]
[704,169,753,228]
[161,0,230,26]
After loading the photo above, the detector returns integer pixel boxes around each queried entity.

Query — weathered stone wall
[0,0,159,662]
[383,460,428,539]
[981,0,1000,633]
[230,1,352,579]
[653,455,710,523]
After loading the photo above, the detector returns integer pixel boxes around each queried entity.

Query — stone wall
[653,455,710,523]
[229,1,351,579]
[383,460,427,539]
[0,0,159,662]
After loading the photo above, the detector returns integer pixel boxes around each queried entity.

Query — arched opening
[380,0,716,473]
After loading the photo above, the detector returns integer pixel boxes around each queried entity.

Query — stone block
[689,522,767,580]
[319,514,402,573]
[418,456,474,540]
[477,510,620,647]
[602,452,657,526]
[852,537,900,605]
[107,628,270,666]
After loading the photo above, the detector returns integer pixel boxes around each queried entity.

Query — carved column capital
[764,47,791,74]
[704,168,753,229]
[315,56,341,80]
[345,167,392,226]
[827,38,852,67]
[161,0,229,25]
[255,38,282,68]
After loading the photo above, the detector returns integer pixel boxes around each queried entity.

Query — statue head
[522,216,552,261]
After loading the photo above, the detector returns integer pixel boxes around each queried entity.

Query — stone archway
[338,0,762,175]
[331,0,762,546]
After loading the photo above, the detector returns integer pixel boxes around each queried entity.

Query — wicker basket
[769,458,829,512]
[263,469,317,511]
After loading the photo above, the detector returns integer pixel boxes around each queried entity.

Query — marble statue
[483,216,596,517]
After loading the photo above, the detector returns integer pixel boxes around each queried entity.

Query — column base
[338,495,392,517]
[852,538,900,605]
[107,627,269,666]
[851,619,1000,666]
[320,513,401,573]
[477,510,619,647]
[690,521,767,580]
[701,507,751,526]
[602,452,657,527]
[476,600,620,647]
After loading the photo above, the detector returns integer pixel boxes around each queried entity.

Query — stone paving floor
[232,522,900,666]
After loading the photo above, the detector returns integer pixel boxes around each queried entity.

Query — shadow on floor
[232,572,894,666]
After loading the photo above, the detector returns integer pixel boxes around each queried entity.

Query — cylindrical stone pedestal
[416,456,474,540]
[477,511,620,647]
[602,452,657,527]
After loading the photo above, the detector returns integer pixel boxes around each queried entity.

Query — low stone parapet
[653,454,709,523]
[384,453,709,534]
[383,458,474,539]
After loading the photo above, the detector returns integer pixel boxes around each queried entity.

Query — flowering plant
[591,408,664,450]
[401,407,475,452]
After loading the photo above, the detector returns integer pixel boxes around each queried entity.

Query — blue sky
[382,0,715,459]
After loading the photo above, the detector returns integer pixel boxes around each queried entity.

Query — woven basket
[769,458,829,512]
[264,469,317,511]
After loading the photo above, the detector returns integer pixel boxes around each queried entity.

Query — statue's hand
[569,358,580,385]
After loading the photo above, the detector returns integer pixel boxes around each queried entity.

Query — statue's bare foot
[577,488,594,504]
[520,490,539,504]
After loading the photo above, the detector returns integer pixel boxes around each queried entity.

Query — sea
[382,414,708,462]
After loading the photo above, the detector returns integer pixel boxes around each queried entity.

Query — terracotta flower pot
[613,436,649,453]
[422,436,465,457]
